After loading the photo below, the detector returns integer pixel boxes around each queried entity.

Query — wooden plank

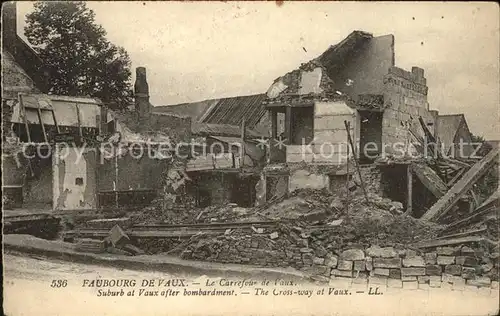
[435,228,487,240]
[36,107,48,143]
[344,120,369,204]
[406,164,413,214]
[411,163,447,198]
[285,106,292,144]
[444,191,500,232]
[75,103,83,139]
[447,167,466,187]
[19,94,32,143]
[420,148,499,221]
[413,236,485,248]
[51,109,60,133]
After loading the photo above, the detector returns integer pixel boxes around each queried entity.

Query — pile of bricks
[184,229,498,292]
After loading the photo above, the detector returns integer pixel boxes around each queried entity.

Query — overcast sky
[17,2,499,139]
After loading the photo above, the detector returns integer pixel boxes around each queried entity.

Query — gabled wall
[329,35,395,98]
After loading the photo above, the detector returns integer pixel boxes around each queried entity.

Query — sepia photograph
[2,1,499,315]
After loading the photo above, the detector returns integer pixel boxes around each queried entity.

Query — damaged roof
[154,94,267,129]
[436,114,469,153]
[192,122,266,138]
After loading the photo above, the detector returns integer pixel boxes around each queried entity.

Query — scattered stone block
[352,271,368,281]
[366,245,397,258]
[403,256,425,267]
[313,257,325,265]
[300,247,313,253]
[353,260,366,271]
[109,225,130,248]
[374,268,390,276]
[480,263,493,273]
[461,267,476,279]
[456,256,477,267]
[429,276,441,288]
[441,273,463,284]
[402,276,417,281]
[444,264,462,276]
[324,256,338,268]
[337,260,353,271]
[466,276,491,287]
[401,267,426,276]
[426,264,442,276]
[404,249,418,258]
[460,246,475,256]
[373,258,401,268]
[269,232,279,239]
[331,269,352,278]
[437,256,455,265]
[389,269,401,279]
[424,252,437,264]
[340,249,365,261]
[437,247,456,255]
[418,276,430,284]
[387,279,403,288]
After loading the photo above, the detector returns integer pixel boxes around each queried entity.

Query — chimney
[134,66,151,120]
[411,66,424,79]
[2,2,17,51]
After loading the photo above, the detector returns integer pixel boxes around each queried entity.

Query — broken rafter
[411,162,447,198]
[446,168,466,187]
[443,191,500,232]
[436,228,487,240]
[413,236,485,249]
[344,120,369,204]
[420,148,499,221]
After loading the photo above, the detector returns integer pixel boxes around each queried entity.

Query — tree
[25,2,132,109]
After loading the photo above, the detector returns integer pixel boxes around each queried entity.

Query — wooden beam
[413,236,485,248]
[75,103,83,140]
[19,94,32,143]
[36,107,48,143]
[406,164,413,214]
[270,110,277,139]
[240,119,246,169]
[411,163,447,198]
[344,120,369,204]
[285,106,292,144]
[420,148,499,221]
[447,168,466,187]
[435,228,487,240]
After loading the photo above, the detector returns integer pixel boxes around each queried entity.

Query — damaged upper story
[264,30,437,165]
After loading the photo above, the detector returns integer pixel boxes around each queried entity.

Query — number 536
[50,280,67,288]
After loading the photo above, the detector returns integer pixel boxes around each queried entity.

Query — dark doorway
[359,111,383,164]
[291,107,314,145]
[230,176,259,207]
[380,164,408,208]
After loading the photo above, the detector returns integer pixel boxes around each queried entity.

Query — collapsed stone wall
[183,229,498,290]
